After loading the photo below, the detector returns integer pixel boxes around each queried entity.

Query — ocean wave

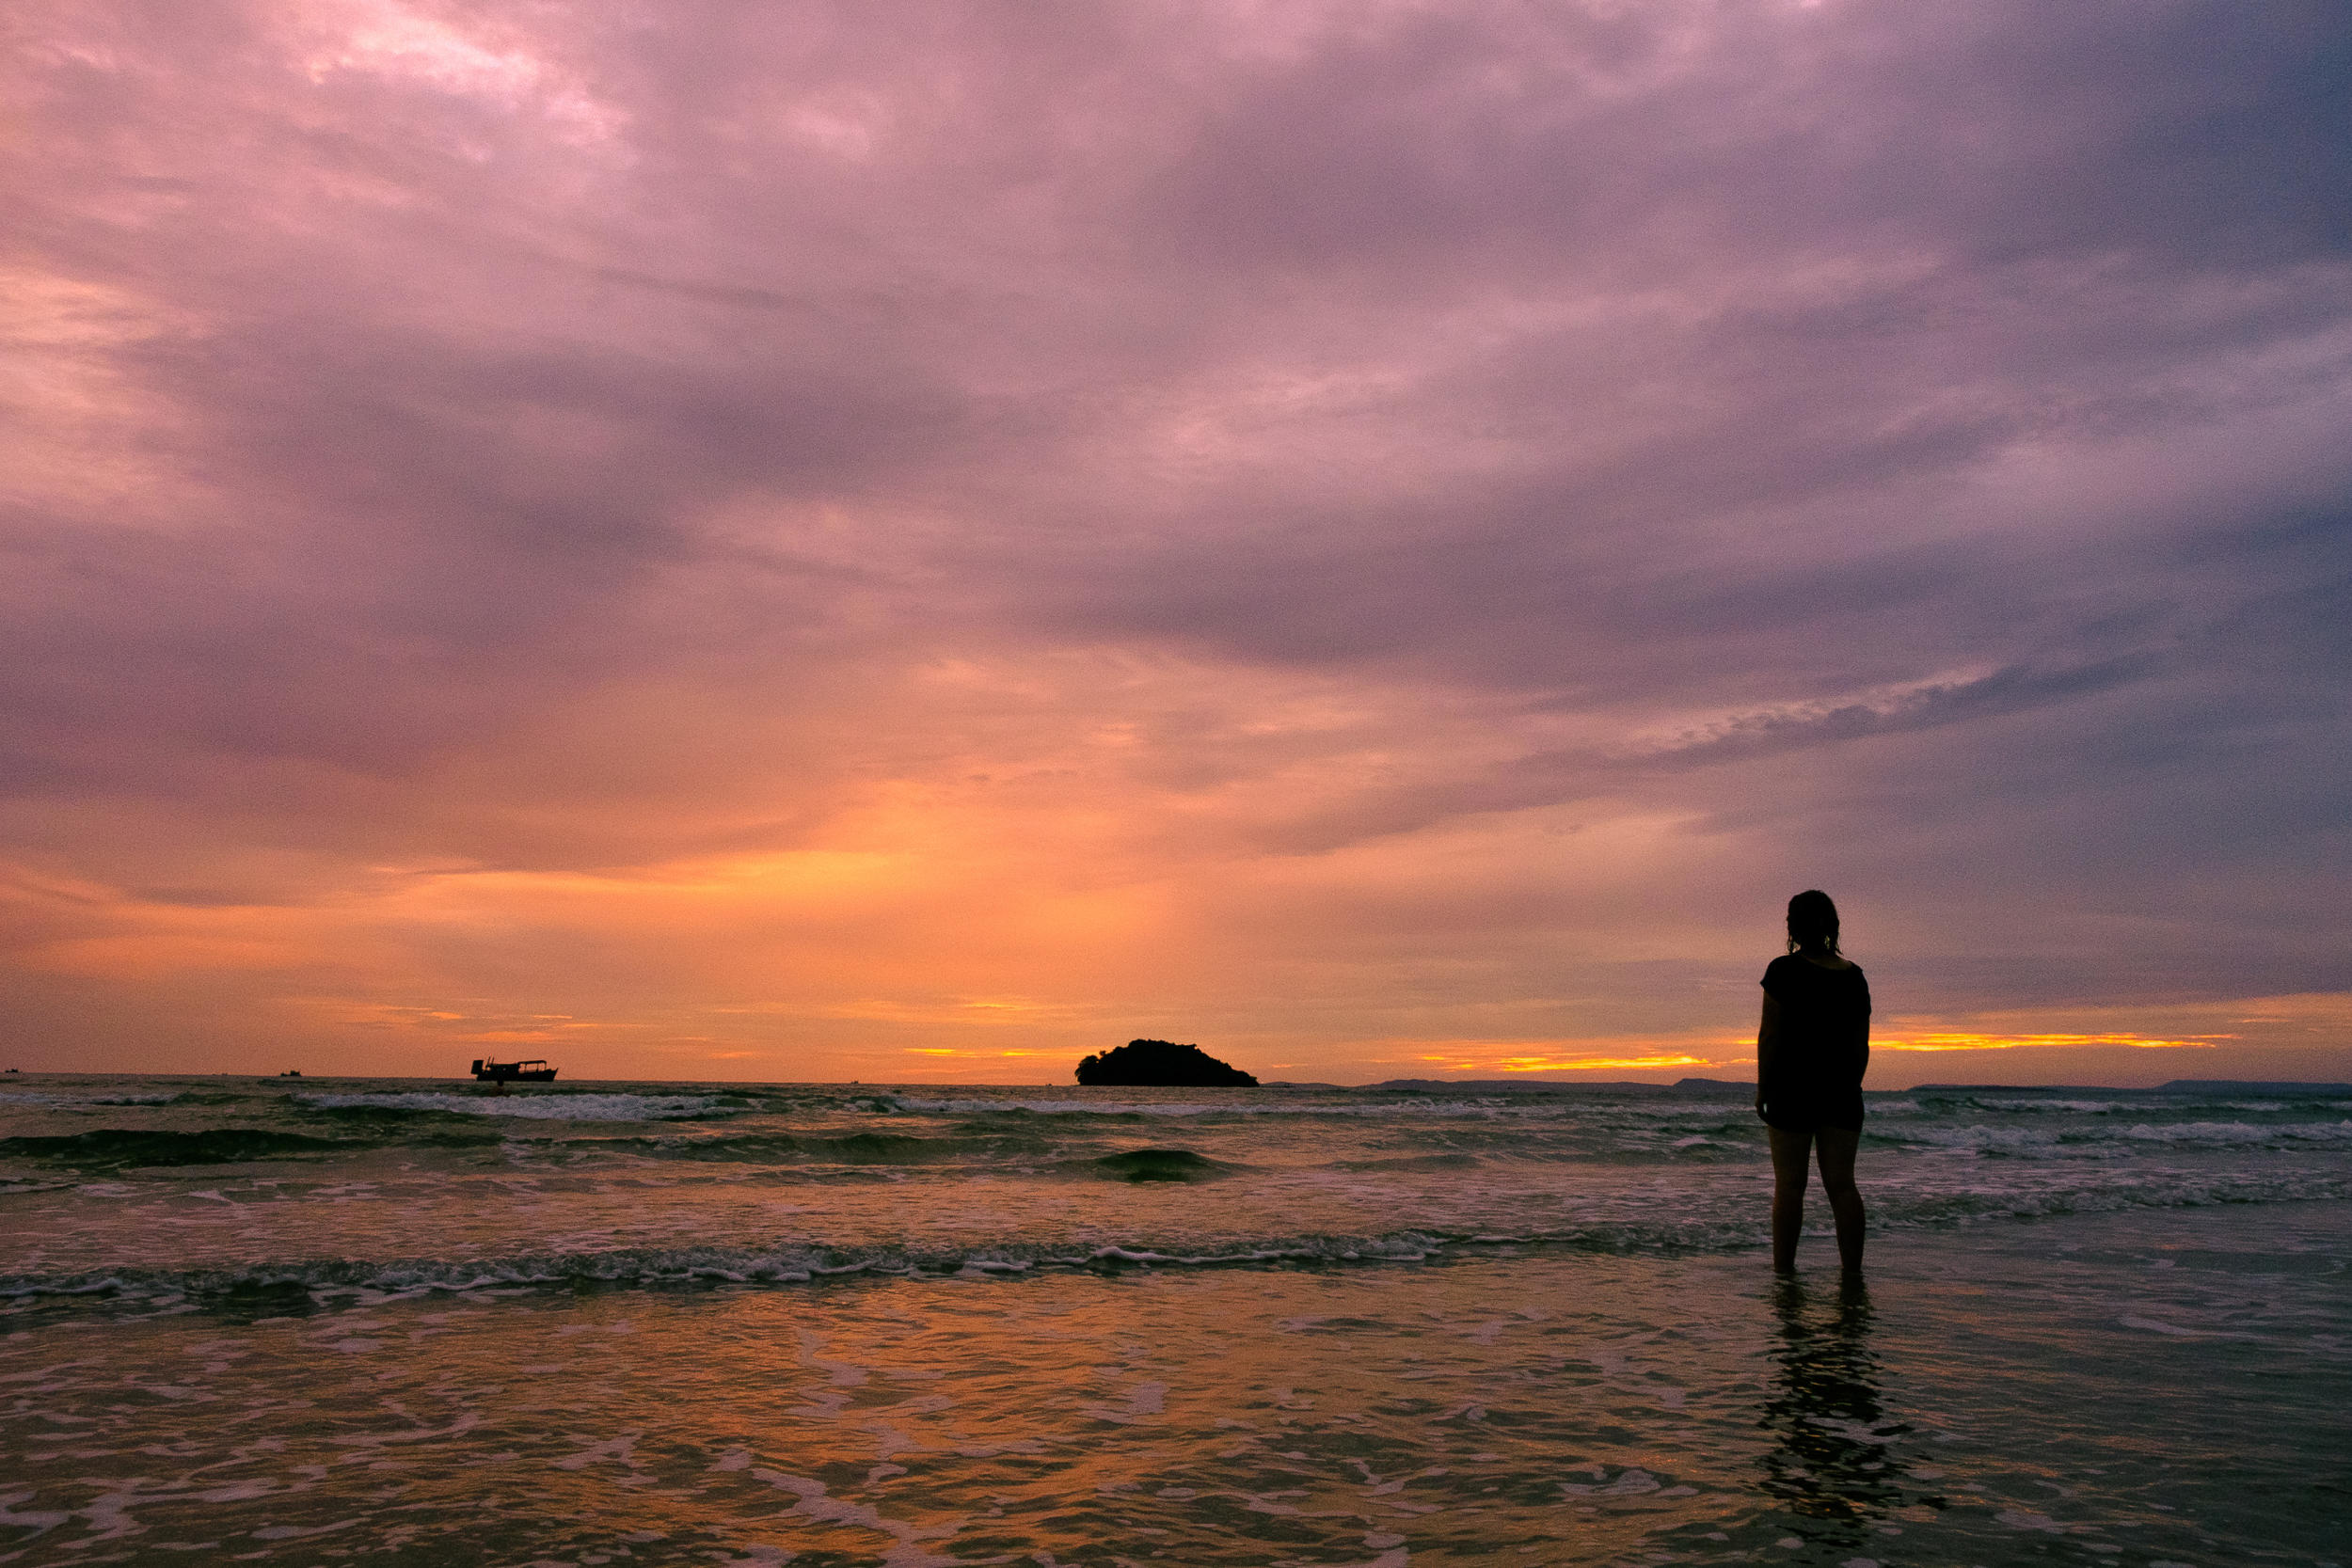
[2117,1119,2352,1145]
[298,1091,739,1121]
[13,1171,2352,1315]
[1080,1148,1237,1182]
[550,1129,1061,1166]
[1873,1118,2352,1154]
[0,1230,1470,1307]
[17,1169,2349,1313]
[0,1091,182,1107]
[0,1128,349,1166]
[536,1132,1237,1181]
[1331,1152,1486,1173]
[1886,1166,2352,1223]
[1871,1124,2063,1152]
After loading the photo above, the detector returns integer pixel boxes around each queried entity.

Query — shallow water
[3,1076,2346,1564]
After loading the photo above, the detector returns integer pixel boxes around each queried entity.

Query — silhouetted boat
[471,1058,558,1084]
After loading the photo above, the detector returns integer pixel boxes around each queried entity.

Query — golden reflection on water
[8,1205,2341,1563]
[0,1252,2111,1566]
[8,1259,1819,1562]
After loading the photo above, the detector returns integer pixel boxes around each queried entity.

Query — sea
[2,1074,2347,1567]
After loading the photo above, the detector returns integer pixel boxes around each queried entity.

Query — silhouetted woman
[1756,890,1869,1274]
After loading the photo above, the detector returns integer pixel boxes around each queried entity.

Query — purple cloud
[3,0,2347,1081]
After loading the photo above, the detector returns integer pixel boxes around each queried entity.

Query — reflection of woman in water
[1756,890,1870,1274]
[1757,1277,1913,1537]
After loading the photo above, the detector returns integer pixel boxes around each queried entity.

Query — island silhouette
[1075,1039,1258,1087]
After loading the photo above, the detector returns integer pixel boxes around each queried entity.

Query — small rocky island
[1074,1039,1258,1087]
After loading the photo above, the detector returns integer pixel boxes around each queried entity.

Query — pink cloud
[3,1,2348,1082]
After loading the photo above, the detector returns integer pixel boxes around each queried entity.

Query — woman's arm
[1756,991,1783,1111]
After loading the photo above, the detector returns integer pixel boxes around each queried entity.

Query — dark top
[1760,955,1871,1102]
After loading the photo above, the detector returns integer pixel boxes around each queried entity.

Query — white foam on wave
[0,1091,180,1106]
[300,1092,730,1121]
[2118,1118,2352,1146]
[1886,1117,2352,1154]
[0,1229,1465,1304]
[8,1154,2349,1309]
[1889,1124,2064,1151]
[1873,1163,2352,1224]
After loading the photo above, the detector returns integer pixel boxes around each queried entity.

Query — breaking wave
[8,1164,2345,1313]
[0,1227,1669,1307]
[1875,1118,2352,1155]
[0,1128,350,1166]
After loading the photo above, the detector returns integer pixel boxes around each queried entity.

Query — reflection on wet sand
[1756,1276,1931,1548]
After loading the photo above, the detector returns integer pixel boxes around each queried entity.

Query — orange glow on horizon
[1401,1039,1743,1075]
[9,844,2341,1083]
[1491,1053,1713,1072]
[899,1048,1047,1058]
[1876,1032,2232,1053]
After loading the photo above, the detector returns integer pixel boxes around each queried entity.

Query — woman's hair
[1786,889,1840,957]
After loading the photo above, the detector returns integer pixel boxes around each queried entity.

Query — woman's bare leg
[1766,1126,1813,1272]
[1813,1126,1866,1275]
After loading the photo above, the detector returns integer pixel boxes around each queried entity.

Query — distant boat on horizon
[471,1058,558,1084]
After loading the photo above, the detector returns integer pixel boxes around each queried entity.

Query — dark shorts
[1758,1089,1865,1134]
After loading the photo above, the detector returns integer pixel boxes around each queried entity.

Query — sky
[4,0,2349,1087]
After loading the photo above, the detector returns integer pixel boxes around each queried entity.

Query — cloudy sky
[5,0,2348,1086]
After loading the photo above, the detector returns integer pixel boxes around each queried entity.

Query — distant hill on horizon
[1367,1077,1752,1095]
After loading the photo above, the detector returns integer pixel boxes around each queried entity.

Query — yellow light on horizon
[1492,1053,1713,1072]
[1876,1032,2233,1053]
[1400,1044,1735,1074]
